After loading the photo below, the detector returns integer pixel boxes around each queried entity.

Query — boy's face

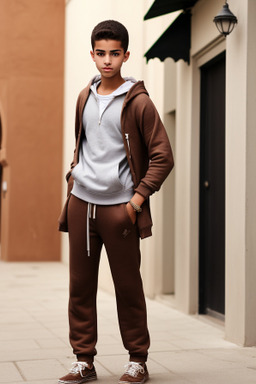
[90,40,130,79]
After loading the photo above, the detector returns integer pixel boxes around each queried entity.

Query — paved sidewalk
[0,262,255,384]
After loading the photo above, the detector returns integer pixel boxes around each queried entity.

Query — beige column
[174,61,195,313]
[225,0,256,345]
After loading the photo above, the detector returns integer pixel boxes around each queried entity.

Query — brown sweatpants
[67,194,150,364]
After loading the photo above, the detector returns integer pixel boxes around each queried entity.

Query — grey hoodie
[71,76,136,205]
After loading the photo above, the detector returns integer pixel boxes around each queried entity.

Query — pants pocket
[123,203,136,226]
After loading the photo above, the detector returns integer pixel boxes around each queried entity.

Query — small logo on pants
[122,228,131,238]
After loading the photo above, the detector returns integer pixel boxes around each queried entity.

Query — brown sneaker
[119,362,149,384]
[58,362,97,384]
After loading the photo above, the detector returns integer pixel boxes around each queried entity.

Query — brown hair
[91,20,129,53]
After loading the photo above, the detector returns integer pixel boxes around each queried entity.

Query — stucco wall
[225,0,256,346]
[0,0,65,261]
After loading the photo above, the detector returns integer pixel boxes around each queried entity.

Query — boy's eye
[112,52,119,57]
[96,52,104,56]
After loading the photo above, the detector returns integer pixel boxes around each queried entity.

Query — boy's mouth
[103,67,112,71]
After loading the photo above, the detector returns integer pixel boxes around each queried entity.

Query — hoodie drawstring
[87,203,97,256]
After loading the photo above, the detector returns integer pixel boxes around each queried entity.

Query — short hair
[91,20,129,53]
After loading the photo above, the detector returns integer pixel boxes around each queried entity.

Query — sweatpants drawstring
[87,205,90,257]
[87,203,97,256]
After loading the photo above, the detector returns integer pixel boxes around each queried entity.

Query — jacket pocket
[66,172,74,196]
[58,193,72,232]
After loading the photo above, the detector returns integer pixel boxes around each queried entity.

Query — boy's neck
[97,75,125,95]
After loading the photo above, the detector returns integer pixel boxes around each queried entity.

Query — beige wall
[171,0,256,345]
[225,0,256,346]
[0,0,65,261]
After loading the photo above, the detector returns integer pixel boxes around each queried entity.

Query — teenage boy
[58,20,174,384]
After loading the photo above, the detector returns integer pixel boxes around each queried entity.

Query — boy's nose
[104,55,111,65]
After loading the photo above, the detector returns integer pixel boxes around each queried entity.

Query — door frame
[188,37,226,315]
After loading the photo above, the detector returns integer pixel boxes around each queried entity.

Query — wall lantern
[214,1,238,36]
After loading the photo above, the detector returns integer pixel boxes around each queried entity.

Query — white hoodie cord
[87,203,97,257]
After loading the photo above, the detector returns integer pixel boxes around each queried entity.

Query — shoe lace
[70,362,89,377]
[124,362,145,377]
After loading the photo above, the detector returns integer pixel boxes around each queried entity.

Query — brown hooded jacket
[58,79,174,239]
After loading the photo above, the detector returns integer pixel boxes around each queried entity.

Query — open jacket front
[58,77,174,239]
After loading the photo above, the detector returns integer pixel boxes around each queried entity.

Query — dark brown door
[199,52,226,317]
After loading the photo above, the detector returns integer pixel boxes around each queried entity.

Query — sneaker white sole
[58,372,97,384]
[119,375,149,384]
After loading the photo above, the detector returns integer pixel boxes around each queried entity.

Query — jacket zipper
[124,132,137,186]
[125,133,131,159]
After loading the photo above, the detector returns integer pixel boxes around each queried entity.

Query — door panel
[199,52,226,316]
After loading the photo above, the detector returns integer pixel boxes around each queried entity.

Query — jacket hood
[124,80,149,106]
[90,76,137,98]
[87,75,149,106]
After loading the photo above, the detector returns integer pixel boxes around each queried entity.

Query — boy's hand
[125,193,145,225]
[126,202,137,225]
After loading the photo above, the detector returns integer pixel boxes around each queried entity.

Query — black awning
[144,0,198,20]
[144,11,191,64]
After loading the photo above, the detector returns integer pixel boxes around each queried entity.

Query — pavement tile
[16,359,66,381]
[0,339,39,351]
[0,312,36,324]
[149,340,181,352]
[170,337,227,350]
[0,347,72,363]
[0,363,23,383]
[150,330,182,342]
[149,349,256,376]
[96,377,119,383]
[149,373,194,383]
[4,382,56,384]
[97,355,169,376]
[0,323,47,332]
[97,343,127,357]
[97,334,120,345]
[146,358,170,374]
[197,347,256,367]
[0,329,57,341]
[187,367,256,384]
[95,354,128,375]
[35,338,68,349]
[45,326,69,338]
[0,262,255,384]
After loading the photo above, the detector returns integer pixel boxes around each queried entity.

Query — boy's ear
[123,51,130,63]
[90,50,95,61]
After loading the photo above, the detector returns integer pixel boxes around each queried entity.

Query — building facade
[3,0,252,346]
[4,0,255,349]
[62,0,256,347]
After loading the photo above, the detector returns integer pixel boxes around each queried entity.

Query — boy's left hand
[126,202,137,225]
[125,193,145,225]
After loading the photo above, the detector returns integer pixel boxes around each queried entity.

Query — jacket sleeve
[134,96,174,199]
